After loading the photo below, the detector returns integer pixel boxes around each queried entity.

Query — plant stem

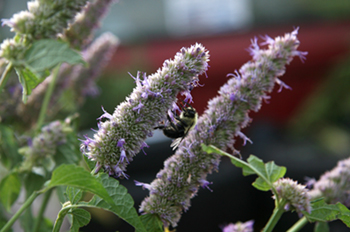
[262,199,287,232]
[0,63,13,94]
[0,191,40,232]
[32,188,53,232]
[35,64,61,133]
[286,217,308,232]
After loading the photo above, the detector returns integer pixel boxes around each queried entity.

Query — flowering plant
[0,1,350,232]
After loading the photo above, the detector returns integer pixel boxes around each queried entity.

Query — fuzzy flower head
[222,220,254,232]
[273,178,311,216]
[309,157,350,207]
[0,38,26,61]
[62,0,117,50]
[2,11,35,35]
[0,0,88,62]
[18,117,74,175]
[80,43,209,179]
[139,28,306,227]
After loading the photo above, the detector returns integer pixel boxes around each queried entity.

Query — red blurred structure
[106,21,350,125]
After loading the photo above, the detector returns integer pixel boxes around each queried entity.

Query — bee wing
[170,137,182,150]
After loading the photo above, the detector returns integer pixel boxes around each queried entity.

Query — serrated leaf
[247,156,286,191]
[24,39,86,77]
[305,199,350,227]
[0,172,21,212]
[69,208,90,232]
[66,186,82,204]
[15,67,42,103]
[139,214,163,232]
[47,164,115,207]
[202,144,286,191]
[80,173,146,232]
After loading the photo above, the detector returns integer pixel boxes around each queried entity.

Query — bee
[155,103,198,150]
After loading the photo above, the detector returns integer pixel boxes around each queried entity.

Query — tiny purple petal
[135,180,152,190]
[236,131,253,146]
[97,106,113,121]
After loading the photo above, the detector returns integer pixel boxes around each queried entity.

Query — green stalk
[35,64,61,133]
[286,217,308,232]
[32,188,53,232]
[0,191,40,232]
[0,63,13,93]
[262,199,287,232]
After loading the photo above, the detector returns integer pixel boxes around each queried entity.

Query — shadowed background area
[1,0,350,231]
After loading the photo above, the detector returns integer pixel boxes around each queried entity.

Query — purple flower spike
[139,29,306,227]
[309,157,350,207]
[221,220,254,232]
[81,43,209,179]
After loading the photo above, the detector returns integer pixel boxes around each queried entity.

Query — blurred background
[1,0,350,231]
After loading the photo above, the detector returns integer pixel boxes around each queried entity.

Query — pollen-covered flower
[273,178,311,216]
[139,28,307,227]
[222,220,254,232]
[62,0,117,50]
[18,117,74,174]
[80,43,209,179]
[309,157,350,207]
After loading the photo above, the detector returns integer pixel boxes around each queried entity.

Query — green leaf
[80,173,147,232]
[305,199,350,227]
[66,186,83,204]
[139,214,163,232]
[248,156,286,191]
[23,172,46,197]
[314,221,329,232]
[69,208,91,232]
[0,124,21,169]
[335,203,350,227]
[201,144,286,191]
[47,164,115,206]
[54,132,81,166]
[0,172,21,212]
[82,153,96,171]
[24,39,86,77]
[15,67,42,103]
